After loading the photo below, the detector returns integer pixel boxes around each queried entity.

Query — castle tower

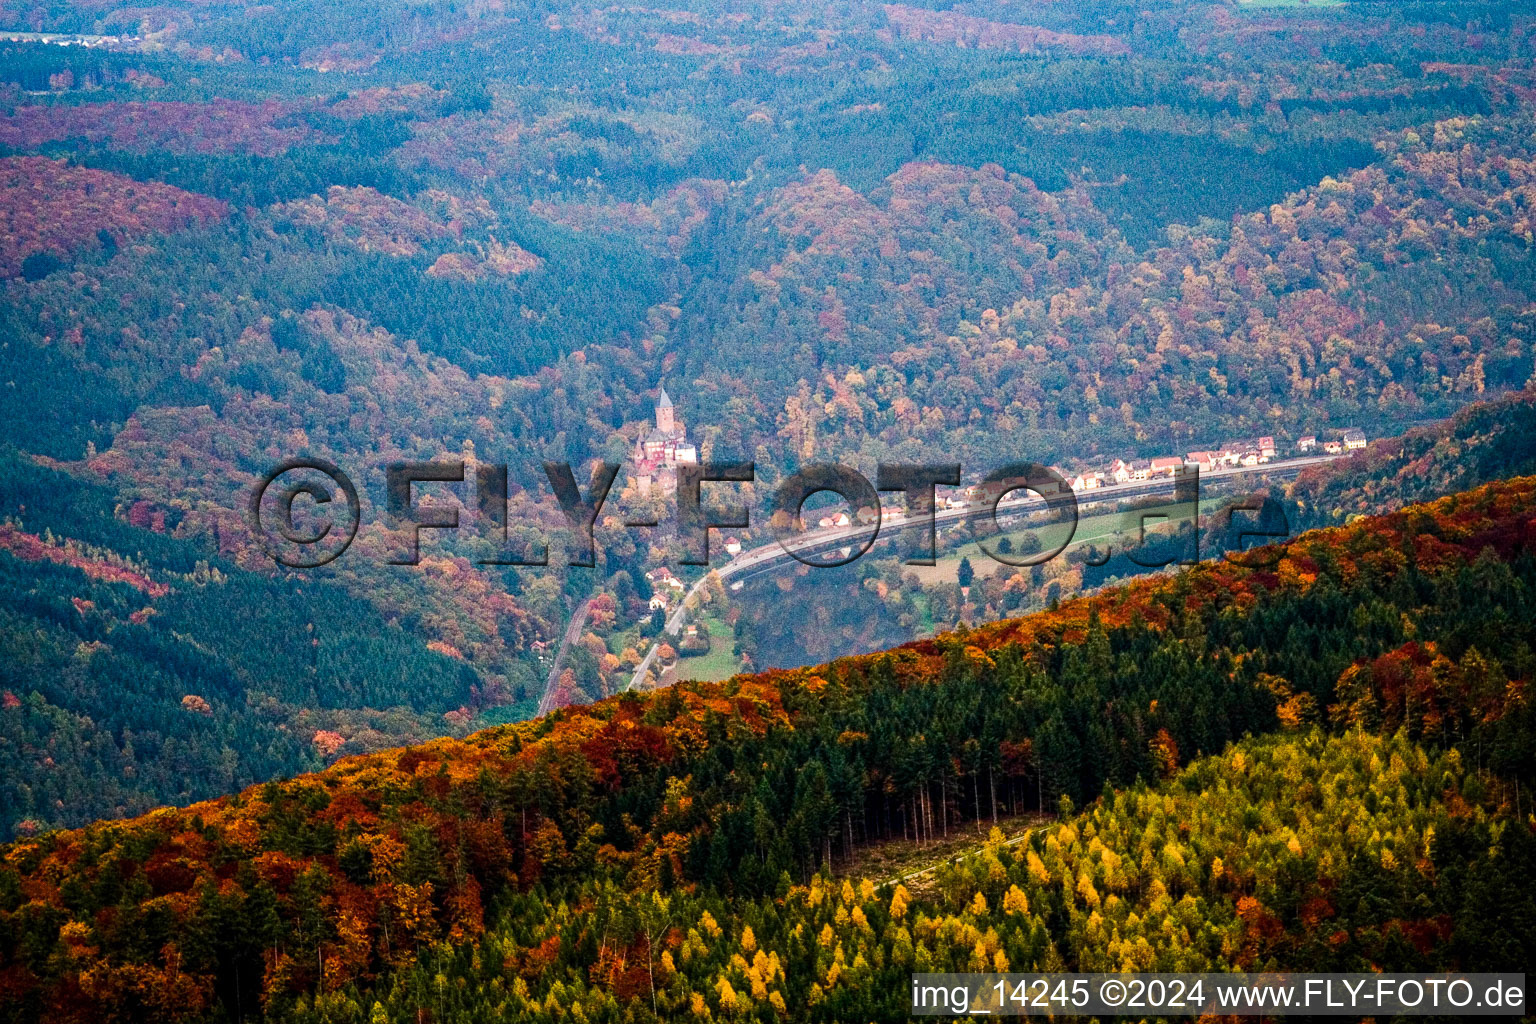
[656,385,675,436]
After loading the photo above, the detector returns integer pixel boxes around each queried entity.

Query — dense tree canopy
[1,5,1536,1014]
[2,474,1534,1021]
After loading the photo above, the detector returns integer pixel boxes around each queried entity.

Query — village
[1059,426,1367,493]
[625,388,1368,622]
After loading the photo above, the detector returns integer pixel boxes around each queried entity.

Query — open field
[833,812,1051,895]
[905,497,1230,587]
[671,613,740,683]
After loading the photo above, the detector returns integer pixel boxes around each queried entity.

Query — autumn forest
[1,0,1536,1019]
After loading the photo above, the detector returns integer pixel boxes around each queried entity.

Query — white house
[1184,451,1217,472]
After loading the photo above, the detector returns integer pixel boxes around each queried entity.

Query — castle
[633,386,697,496]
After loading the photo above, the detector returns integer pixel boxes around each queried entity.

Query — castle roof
[656,385,673,410]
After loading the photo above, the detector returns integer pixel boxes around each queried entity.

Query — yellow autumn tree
[715,977,740,1014]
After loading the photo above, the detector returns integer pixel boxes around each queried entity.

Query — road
[624,454,1339,691]
[537,596,591,714]
[628,630,666,691]
[708,454,1338,584]
[625,572,710,691]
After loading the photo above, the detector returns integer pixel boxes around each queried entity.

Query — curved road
[624,454,1340,691]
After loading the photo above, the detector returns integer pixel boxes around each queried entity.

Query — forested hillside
[717,386,1536,677]
[675,118,1536,471]
[0,450,488,838]
[2,475,1533,1022]
[2,0,1535,852]
[1289,386,1536,527]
